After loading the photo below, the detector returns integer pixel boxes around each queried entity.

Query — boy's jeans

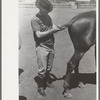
[36,45,54,76]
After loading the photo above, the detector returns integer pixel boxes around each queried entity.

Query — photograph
[18,0,97,100]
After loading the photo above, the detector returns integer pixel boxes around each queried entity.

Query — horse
[59,11,96,99]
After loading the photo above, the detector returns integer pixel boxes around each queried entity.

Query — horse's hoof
[64,92,72,99]
[78,82,85,88]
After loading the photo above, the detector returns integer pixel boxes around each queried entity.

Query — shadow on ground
[34,72,96,90]
[19,68,24,84]
[19,68,24,76]
[19,96,27,100]
[57,72,96,89]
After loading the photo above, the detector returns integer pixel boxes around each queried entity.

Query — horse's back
[68,11,96,51]
[77,11,96,18]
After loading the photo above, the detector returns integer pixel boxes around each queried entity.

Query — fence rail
[19,3,96,9]
[18,3,71,8]
[77,3,96,8]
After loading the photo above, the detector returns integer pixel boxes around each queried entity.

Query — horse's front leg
[63,50,85,99]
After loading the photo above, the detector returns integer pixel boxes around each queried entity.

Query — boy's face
[40,8,50,15]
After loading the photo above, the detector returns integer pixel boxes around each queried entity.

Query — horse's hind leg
[74,62,80,83]
[74,62,85,88]
[63,50,85,98]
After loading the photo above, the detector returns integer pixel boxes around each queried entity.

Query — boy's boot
[45,72,54,88]
[37,74,46,96]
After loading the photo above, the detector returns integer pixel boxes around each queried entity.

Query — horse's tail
[59,22,71,30]
[59,14,79,30]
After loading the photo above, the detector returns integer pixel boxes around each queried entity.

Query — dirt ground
[19,7,96,100]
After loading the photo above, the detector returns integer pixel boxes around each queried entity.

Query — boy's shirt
[31,13,55,47]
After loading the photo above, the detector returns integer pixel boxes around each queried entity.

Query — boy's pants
[36,45,54,77]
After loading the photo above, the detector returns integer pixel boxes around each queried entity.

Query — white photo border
[2,0,99,100]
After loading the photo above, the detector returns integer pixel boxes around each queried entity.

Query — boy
[31,0,60,96]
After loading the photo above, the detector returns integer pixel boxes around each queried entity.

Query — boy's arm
[31,18,60,38]
[36,25,60,38]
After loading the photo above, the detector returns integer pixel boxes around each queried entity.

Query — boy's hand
[57,24,67,30]
[52,24,60,32]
